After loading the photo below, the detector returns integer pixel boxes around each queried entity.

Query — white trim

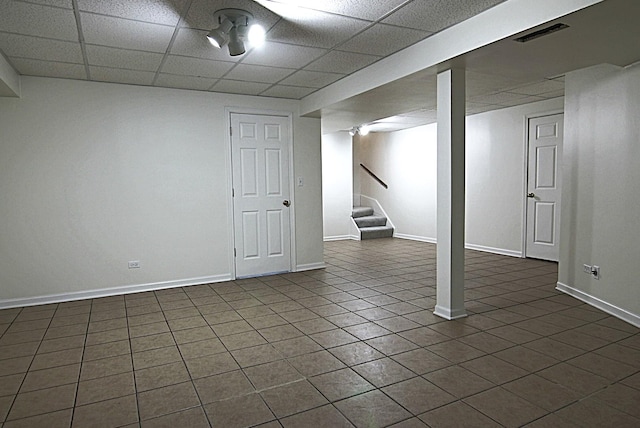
[395,235,521,257]
[349,216,361,241]
[324,235,355,241]
[433,305,468,320]
[465,243,522,258]
[296,262,326,272]
[360,195,396,233]
[395,234,437,244]
[0,275,232,310]
[556,282,640,328]
[224,108,237,280]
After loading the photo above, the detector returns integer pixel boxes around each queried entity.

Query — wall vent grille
[515,23,569,43]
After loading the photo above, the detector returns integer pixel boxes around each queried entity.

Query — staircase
[352,206,394,240]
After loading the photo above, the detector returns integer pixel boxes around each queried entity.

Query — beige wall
[0,77,323,305]
[559,63,640,325]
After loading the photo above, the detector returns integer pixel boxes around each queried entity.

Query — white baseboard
[395,235,521,258]
[465,243,522,258]
[0,274,232,310]
[434,305,468,320]
[296,262,326,272]
[556,282,640,328]
[395,233,437,244]
[324,235,352,242]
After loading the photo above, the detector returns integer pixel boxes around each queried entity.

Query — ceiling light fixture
[207,9,265,56]
[349,125,372,136]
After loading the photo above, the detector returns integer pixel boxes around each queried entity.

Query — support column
[434,68,467,320]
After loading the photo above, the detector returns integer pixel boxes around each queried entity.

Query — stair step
[360,225,394,240]
[354,215,387,228]
[352,206,374,218]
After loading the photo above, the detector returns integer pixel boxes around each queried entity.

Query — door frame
[224,107,297,280]
[521,109,564,259]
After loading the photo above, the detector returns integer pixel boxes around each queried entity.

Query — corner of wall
[0,54,20,97]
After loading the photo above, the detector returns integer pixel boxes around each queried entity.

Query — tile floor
[0,238,639,427]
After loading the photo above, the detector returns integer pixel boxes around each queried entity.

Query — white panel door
[231,113,292,278]
[526,113,563,261]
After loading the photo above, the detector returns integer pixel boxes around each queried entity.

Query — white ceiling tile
[89,66,156,85]
[338,23,430,56]
[465,71,530,97]
[242,41,327,68]
[9,58,87,79]
[0,2,78,41]
[278,70,343,88]
[25,0,72,9]
[466,101,500,115]
[160,55,234,78]
[497,94,546,107]
[378,114,431,125]
[154,73,217,90]
[266,11,370,49]
[211,79,271,95]
[383,0,506,32]
[260,85,316,99]
[184,0,280,31]
[470,91,532,105]
[85,45,164,71]
[0,34,83,64]
[539,89,565,99]
[509,79,565,96]
[287,0,409,21]
[170,28,244,62]
[77,0,187,26]
[81,12,174,52]
[224,64,294,84]
[305,50,380,74]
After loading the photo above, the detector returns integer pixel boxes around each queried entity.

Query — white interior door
[231,113,292,278]
[525,113,563,261]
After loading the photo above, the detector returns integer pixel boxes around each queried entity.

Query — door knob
[283,200,291,207]
[527,193,535,198]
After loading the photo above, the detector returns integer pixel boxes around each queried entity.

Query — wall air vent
[515,23,569,43]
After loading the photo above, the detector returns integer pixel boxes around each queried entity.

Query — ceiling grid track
[152,0,195,87]
[71,0,91,80]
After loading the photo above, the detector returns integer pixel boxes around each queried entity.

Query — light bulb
[359,125,370,136]
[247,24,266,47]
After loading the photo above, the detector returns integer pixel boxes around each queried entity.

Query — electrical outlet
[128,261,140,269]
[591,265,600,280]
[297,176,304,187]
[583,264,591,273]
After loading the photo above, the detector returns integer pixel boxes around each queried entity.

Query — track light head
[207,9,265,56]
[227,26,246,56]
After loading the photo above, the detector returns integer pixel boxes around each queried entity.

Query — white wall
[355,125,438,242]
[350,97,564,255]
[559,63,640,325]
[0,77,323,305]
[321,131,353,240]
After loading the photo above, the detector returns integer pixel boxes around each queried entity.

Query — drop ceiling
[1,0,639,134]
[0,0,506,97]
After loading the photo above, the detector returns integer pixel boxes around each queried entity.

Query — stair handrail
[360,164,388,189]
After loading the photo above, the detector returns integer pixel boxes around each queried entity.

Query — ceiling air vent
[515,23,569,43]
